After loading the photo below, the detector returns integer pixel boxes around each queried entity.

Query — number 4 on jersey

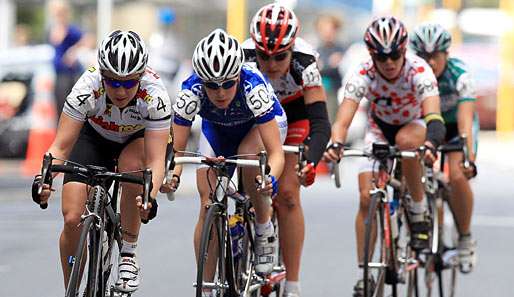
[157,97,167,112]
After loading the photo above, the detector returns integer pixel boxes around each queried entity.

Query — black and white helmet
[98,30,148,76]
[410,23,452,54]
[192,28,245,82]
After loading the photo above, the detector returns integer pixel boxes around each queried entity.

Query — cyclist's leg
[273,119,307,289]
[274,153,303,282]
[395,121,430,249]
[447,151,476,272]
[447,151,473,235]
[395,121,425,205]
[116,138,145,292]
[238,126,277,275]
[60,182,88,287]
[60,123,119,288]
[238,126,271,223]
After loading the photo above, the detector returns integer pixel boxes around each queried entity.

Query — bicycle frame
[36,153,152,297]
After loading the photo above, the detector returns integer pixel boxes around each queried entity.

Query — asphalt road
[1,132,513,297]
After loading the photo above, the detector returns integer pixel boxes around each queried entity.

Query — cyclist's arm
[47,113,84,167]
[258,120,285,180]
[457,101,475,160]
[331,98,359,144]
[171,122,191,177]
[422,95,446,148]
[144,129,169,198]
[303,86,331,165]
[456,72,477,161]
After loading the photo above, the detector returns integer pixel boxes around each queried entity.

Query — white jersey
[341,53,439,125]
[63,66,171,143]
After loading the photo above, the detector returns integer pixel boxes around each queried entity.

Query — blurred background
[0,0,512,164]
[1,1,514,296]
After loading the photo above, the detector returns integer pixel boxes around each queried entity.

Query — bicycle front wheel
[196,203,229,297]
[65,216,102,297]
[363,192,386,297]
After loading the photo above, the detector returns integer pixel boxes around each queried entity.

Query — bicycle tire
[363,192,386,297]
[65,215,96,297]
[196,203,228,297]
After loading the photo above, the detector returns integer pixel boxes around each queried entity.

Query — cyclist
[164,29,287,288]
[323,17,446,296]
[410,23,478,273]
[242,4,331,296]
[31,30,170,293]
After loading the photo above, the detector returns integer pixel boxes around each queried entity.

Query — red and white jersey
[242,37,323,105]
[341,52,439,125]
[63,66,171,143]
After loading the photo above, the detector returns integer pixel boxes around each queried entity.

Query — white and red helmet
[250,3,300,55]
[364,16,408,55]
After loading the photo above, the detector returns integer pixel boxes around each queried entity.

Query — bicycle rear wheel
[196,203,229,297]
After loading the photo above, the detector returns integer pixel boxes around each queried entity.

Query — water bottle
[165,170,175,201]
[228,215,245,260]
[390,198,399,240]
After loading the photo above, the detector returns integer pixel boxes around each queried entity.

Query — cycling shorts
[63,122,145,184]
[197,113,288,175]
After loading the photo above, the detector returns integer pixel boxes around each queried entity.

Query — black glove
[31,175,48,209]
[141,196,158,224]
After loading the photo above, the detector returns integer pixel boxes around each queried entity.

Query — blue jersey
[173,64,284,128]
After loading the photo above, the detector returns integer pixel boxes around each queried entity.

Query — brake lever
[142,168,153,210]
[258,151,268,191]
[38,152,53,209]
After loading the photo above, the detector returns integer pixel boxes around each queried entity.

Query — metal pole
[97,0,112,44]
[226,0,247,42]
[497,0,514,133]
[0,0,15,49]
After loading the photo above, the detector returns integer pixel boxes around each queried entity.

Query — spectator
[315,13,347,121]
[47,0,84,119]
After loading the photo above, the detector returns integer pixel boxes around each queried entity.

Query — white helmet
[192,28,245,82]
[410,23,452,54]
[98,30,148,76]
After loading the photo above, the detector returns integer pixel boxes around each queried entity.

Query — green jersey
[437,57,476,123]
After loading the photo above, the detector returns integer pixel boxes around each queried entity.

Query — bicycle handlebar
[34,153,153,210]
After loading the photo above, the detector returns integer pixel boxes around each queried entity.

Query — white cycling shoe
[115,255,140,293]
[458,235,476,273]
[254,230,277,275]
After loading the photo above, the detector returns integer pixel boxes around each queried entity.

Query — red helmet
[250,3,300,55]
[364,16,408,55]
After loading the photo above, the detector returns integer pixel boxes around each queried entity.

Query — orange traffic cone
[22,98,57,176]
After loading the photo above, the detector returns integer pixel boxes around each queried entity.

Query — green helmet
[410,23,452,54]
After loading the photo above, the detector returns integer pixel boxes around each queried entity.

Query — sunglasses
[256,50,289,62]
[417,51,444,61]
[103,77,140,89]
[204,79,237,90]
[372,51,403,62]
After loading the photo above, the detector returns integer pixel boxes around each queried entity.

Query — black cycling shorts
[63,122,145,184]
[372,114,405,146]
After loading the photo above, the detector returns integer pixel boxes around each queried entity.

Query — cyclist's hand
[323,142,344,163]
[137,195,158,224]
[462,160,478,179]
[160,172,180,193]
[255,175,278,197]
[297,162,316,187]
[31,174,54,208]
[423,141,437,165]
